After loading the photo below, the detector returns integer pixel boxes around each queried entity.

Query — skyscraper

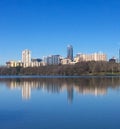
[67,45,73,61]
[22,49,31,67]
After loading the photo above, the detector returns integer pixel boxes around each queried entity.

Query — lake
[0,76,120,129]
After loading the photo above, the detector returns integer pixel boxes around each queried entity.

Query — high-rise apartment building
[67,45,73,61]
[22,49,31,67]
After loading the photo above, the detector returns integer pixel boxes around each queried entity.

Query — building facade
[67,45,73,61]
[22,49,31,67]
[74,52,107,62]
[43,55,61,65]
[31,58,44,67]
[6,60,23,67]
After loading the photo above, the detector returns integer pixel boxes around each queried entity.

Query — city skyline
[0,0,120,64]
[6,46,107,68]
[3,43,109,66]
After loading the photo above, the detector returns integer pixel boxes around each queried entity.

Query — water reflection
[0,77,120,102]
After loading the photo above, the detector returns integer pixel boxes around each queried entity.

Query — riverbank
[0,61,120,76]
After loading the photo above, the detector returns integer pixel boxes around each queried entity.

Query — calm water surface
[0,76,120,129]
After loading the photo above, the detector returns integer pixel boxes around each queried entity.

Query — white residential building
[22,49,31,67]
[74,52,107,62]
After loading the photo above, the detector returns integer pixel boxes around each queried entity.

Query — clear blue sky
[0,0,120,64]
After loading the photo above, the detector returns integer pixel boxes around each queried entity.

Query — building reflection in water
[22,83,31,100]
[67,85,74,103]
[1,77,120,102]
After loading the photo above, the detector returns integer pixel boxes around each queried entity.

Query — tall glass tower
[67,45,73,61]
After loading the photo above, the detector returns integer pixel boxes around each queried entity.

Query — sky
[0,0,120,64]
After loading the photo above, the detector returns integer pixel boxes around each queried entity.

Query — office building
[67,45,73,61]
[43,55,61,65]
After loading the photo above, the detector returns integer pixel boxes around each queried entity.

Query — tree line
[0,61,120,76]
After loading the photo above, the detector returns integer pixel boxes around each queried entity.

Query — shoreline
[0,74,120,79]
